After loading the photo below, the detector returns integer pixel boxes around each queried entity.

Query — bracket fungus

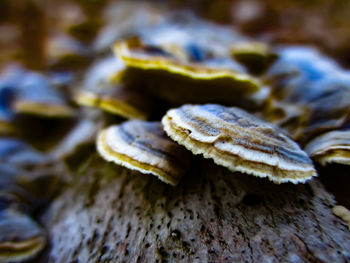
[97,120,190,186]
[46,34,91,69]
[0,92,15,135]
[13,73,74,118]
[0,209,46,263]
[265,46,350,143]
[1,3,350,263]
[75,56,152,119]
[333,205,350,230]
[230,42,277,74]
[0,116,14,135]
[162,104,316,184]
[305,129,350,165]
[0,138,66,263]
[113,38,266,108]
[75,87,151,120]
[0,65,74,118]
[260,100,309,140]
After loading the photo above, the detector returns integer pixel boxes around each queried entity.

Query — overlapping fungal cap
[113,38,253,81]
[0,138,65,262]
[260,100,309,140]
[0,69,18,134]
[0,138,63,205]
[303,88,350,141]
[0,138,49,166]
[75,56,151,119]
[266,46,349,104]
[46,34,90,69]
[0,209,46,263]
[0,65,74,118]
[0,86,15,135]
[76,88,152,120]
[304,129,350,165]
[0,113,14,135]
[162,104,316,184]
[97,120,190,186]
[50,117,101,160]
[0,165,58,211]
[265,46,350,142]
[231,42,277,74]
[140,13,247,58]
[333,206,350,230]
[113,38,266,109]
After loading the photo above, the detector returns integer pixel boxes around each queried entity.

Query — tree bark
[41,155,350,262]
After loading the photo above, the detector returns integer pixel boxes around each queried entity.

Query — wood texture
[41,155,350,262]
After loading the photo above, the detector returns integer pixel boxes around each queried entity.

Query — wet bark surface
[41,155,350,262]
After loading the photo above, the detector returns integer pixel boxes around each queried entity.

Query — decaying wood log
[41,154,350,262]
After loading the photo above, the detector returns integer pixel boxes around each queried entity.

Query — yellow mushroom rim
[0,121,15,135]
[97,121,190,186]
[13,100,74,118]
[75,90,148,120]
[230,42,271,57]
[162,104,317,184]
[332,205,350,230]
[0,236,46,263]
[304,130,350,166]
[314,150,350,166]
[230,42,278,73]
[261,100,310,141]
[112,40,260,93]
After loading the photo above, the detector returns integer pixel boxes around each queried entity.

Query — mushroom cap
[75,87,151,120]
[0,120,15,135]
[14,71,74,118]
[266,46,340,104]
[303,88,350,142]
[0,110,15,135]
[97,120,190,186]
[0,65,74,118]
[112,38,268,110]
[46,33,90,68]
[305,129,350,166]
[162,104,316,184]
[0,138,64,209]
[260,100,309,140]
[0,138,49,166]
[230,41,277,74]
[76,56,151,119]
[113,38,259,92]
[332,205,350,230]
[266,46,350,142]
[0,83,16,134]
[0,209,46,263]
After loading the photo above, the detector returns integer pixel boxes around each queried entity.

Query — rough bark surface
[41,155,350,263]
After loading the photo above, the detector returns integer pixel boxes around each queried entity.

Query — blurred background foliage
[0,0,350,70]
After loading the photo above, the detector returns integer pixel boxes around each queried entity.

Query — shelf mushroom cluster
[0,138,65,262]
[0,65,74,121]
[1,6,350,262]
[90,32,350,186]
[90,35,320,186]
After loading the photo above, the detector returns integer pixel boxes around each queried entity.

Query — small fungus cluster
[92,36,319,185]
